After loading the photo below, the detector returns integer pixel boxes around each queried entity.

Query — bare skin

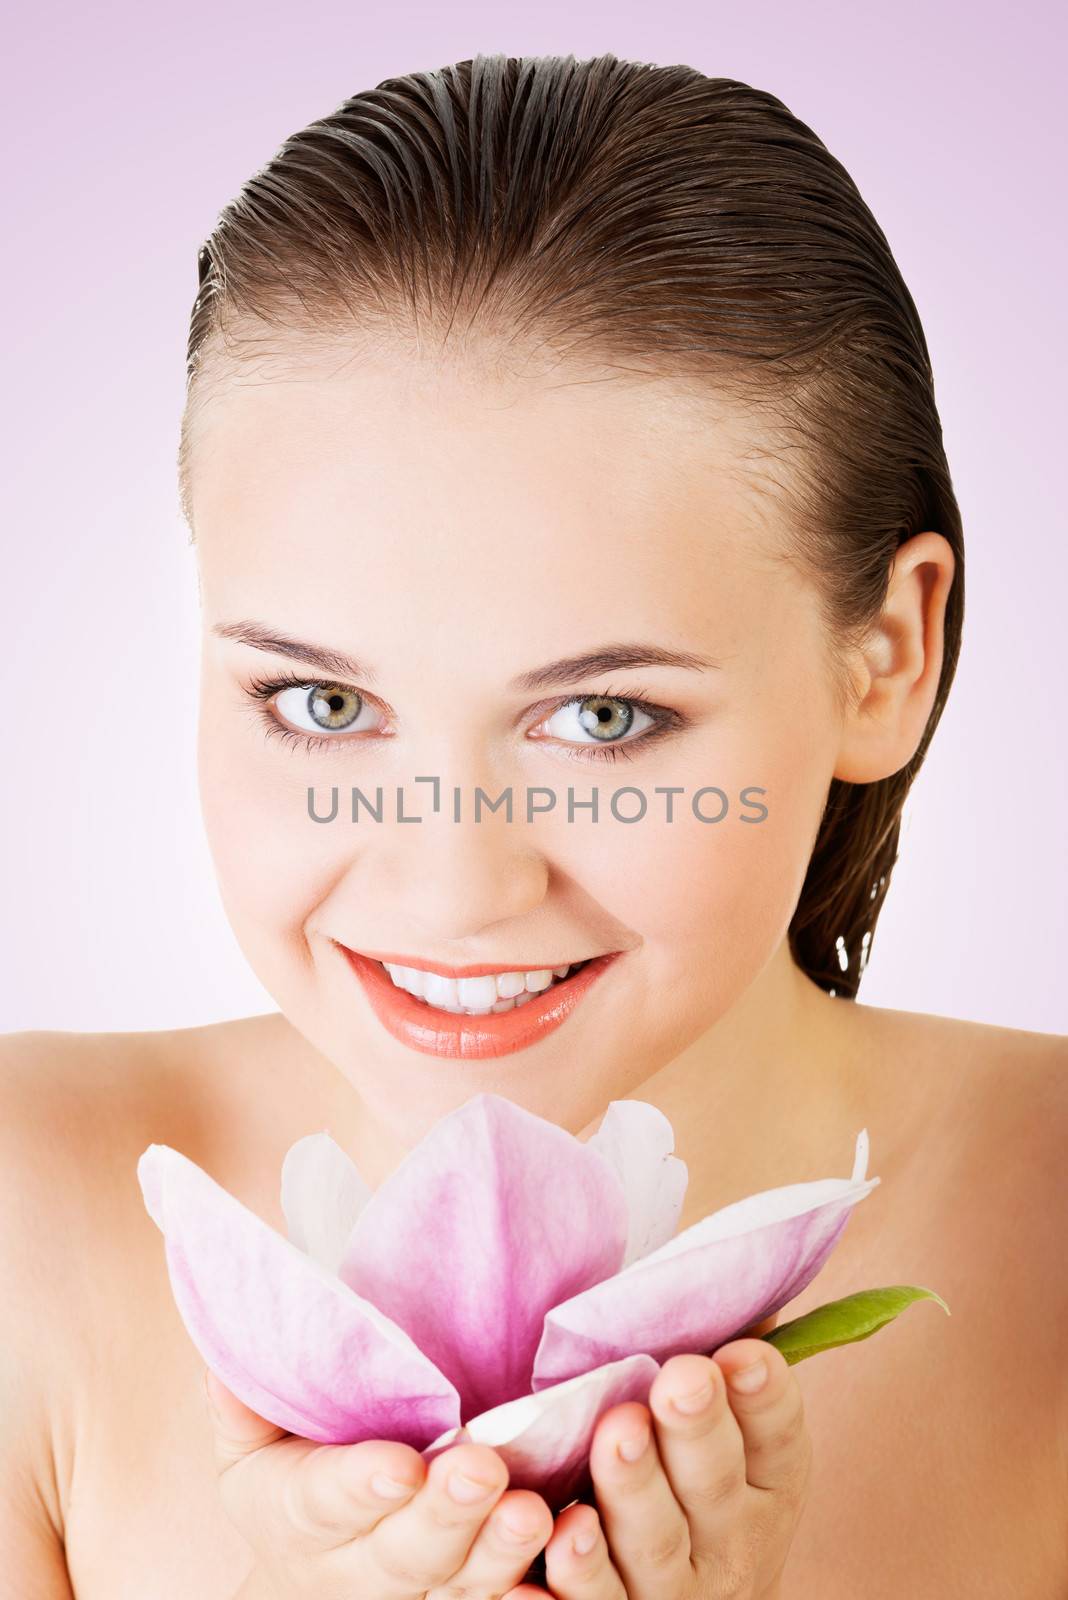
[2,342,1066,1594]
[2,996,1066,1597]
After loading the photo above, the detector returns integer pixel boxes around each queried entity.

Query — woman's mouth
[380,957,592,1014]
[337,945,623,1060]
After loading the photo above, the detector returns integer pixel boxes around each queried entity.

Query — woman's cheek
[197,713,350,999]
[625,725,832,1022]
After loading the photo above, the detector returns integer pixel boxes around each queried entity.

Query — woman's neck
[595,937,873,1224]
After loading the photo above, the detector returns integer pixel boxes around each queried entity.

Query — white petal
[617,1127,878,1275]
[852,1127,870,1182]
[586,1100,688,1267]
[280,1131,372,1273]
[422,1352,660,1511]
[532,1130,880,1391]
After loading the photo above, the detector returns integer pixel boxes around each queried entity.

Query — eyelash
[242,671,687,764]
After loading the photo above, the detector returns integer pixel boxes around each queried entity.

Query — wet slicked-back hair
[179,51,964,1000]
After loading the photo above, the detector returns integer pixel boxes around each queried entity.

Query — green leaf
[761,1284,950,1365]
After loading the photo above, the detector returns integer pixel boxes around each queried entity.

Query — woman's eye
[272,683,376,736]
[540,695,655,747]
[251,680,674,757]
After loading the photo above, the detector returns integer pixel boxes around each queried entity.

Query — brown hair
[179,51,964,1000]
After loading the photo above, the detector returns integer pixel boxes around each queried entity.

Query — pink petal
[280,1131,372,1273]
[138,1143,460,1447]
[338,1093,629,1418]
[422,1353,661,1512]
[586,1100,689,1267]
[533,1129,879,1389]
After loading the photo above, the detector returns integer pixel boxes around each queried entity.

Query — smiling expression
[188,341,848,1141]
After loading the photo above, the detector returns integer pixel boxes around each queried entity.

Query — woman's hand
[204,1369,555,1597]
[508,1331,811,1600]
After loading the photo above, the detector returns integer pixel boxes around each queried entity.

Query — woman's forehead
[188,351,790,574]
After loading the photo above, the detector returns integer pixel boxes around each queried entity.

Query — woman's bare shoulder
[0,1014,311,1575]
[856,1002,1068,1337]
[0,1021,234,1579]
[830,1000,1068,1493]
[843,997,1068,1129]
[854,998,1067,1172]
[0,1010,324,1271]
[0,1013,303,1285]
[0,1011,299,1157]
[0,1010,295,1099]
[847,993,1066,1063]
[827,996,1067,1317]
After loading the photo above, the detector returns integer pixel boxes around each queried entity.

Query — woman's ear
[833,530,957,785]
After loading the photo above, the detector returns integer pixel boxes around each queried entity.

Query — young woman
[3,51,1065,1600]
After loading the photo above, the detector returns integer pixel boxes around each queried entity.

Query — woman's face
[191,342,847,1145]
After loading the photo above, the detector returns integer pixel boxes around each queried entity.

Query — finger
[542,1502,627,1599]
[204,1368,289,1469]
[205,1369,428,1551]
[431,1488,554,1597]
[285,1438,426,1546]
[646,1353,749,1559]
[363,1441,511,1594]
[205,1369,323,1547]
[712,1338,811,1495]
[584,1400,693,1598]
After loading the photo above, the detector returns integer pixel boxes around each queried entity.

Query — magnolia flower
[137,1093,879,1509]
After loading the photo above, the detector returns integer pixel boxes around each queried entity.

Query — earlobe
[833,531,956,785]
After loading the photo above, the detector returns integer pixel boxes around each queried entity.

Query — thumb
[204,1368,290,1468]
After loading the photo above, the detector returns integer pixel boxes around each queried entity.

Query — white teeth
[423,972,460,1010]
[455,974,501,1009]
[380,958,585,1014]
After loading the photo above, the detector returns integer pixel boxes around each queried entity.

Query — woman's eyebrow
[212,620,379,684]
[211,621,721,690]
[508,644,722,692]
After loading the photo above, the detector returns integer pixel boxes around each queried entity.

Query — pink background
[3,1,1065,1036]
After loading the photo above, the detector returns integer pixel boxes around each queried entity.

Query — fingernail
[728,1358,768,1394]
[448,1469,498,1503]
[671,1379,714,1415]
[617,1426,650,1462]
[371,1471,417,1499]
[572,1525,598,1556]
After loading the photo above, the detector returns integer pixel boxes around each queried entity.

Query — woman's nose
[358,809,552,947]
